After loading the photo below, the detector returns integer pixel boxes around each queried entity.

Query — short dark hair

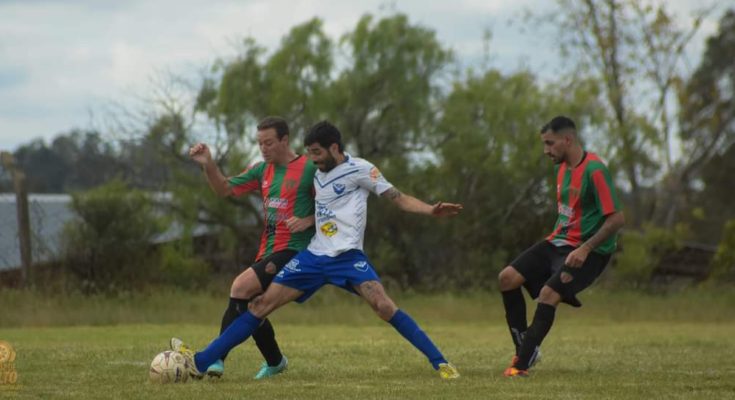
[304,120,344,152]
[548,116,576,134]
[257,116,290,139]
[539,123,551,134]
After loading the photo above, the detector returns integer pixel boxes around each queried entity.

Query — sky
[0,0,722,152]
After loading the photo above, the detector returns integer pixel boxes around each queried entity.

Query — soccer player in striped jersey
[174,120,463,380]
[499,116,625,377]
[188,116,317,379]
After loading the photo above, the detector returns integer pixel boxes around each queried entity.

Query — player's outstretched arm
[381,187,463,217]
[189,143,232,197]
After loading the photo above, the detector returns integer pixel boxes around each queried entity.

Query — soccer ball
[149,350,189,384]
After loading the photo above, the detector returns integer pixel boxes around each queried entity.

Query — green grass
[1,288,734,399]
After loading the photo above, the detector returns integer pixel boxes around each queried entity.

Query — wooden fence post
[1,151,31,286]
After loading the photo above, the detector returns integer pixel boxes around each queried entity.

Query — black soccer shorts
[510,240,610,307]
[249,249,299,291]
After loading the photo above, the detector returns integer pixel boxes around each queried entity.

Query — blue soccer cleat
[254,355,288,380]
[206,359,224,378]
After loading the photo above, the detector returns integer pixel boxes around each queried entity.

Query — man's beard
[320,155,338,172]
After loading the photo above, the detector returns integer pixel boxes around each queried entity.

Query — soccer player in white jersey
[172,120,463,380]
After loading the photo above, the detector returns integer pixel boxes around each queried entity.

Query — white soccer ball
[149,350,189,384]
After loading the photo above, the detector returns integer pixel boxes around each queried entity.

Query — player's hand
[189,143,212,165]
[431,202,463,217]
[565,245,591,268]
[285,216,314,233]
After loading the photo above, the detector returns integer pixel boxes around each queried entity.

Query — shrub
[610,223,688,288]
[61,180,165,293]
[154,242,210,290]
[710,219,735,283]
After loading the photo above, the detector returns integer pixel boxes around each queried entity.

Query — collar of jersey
[314,153,359,188]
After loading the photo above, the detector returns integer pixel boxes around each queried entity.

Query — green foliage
[10,8,730,294]
[201,18,334,139]
[12,130,126,192]
[61,180,165,293]
[545,0,712,227]
[679,9,735,243]
[611,223,688,288]
[154,243,210,290]
[390,70,599,289]
[330,14,452,161]
[710,219,735,283]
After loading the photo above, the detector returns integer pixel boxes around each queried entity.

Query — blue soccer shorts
[273,249,380,303]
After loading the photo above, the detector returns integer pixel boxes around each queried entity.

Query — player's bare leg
[355,280,459,379]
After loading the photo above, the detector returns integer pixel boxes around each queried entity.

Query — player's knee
[247,296,274,318]
[230,275,260,299]
[538,286,561,305]
[372,297,398,321]
[498,266,521,291]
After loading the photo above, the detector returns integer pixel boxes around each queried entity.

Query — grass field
[1,287,734,399]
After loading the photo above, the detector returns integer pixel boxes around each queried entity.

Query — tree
[329,14,452,165]
[198,18,333,141]
[12,130,126,192]
[391,70,604,288]
[543,0,709,226]
[680,9,735,243]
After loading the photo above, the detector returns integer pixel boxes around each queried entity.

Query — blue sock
[194,311,262,372]
[388,309,447,369]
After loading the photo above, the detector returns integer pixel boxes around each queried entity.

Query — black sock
[220,297,248,334]
[252,318,283,366]
[515,303,556,370]
[502,288,527,355]
[219,297,249,361]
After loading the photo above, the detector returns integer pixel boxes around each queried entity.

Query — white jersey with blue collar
[308,154,393,257]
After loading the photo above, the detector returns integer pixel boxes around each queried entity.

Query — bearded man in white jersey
[172,120,463,380]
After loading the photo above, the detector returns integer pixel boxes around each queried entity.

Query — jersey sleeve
[590,166,621,216]
[227,162,264,197]
[355,161,393,195]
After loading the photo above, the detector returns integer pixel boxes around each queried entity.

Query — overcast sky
[0,0,721,151]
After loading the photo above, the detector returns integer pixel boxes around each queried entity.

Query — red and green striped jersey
[227,155,317,261]
[546,152,621,255]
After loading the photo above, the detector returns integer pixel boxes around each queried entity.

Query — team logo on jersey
[353,261,368,272]
[332,182,346,195]
[316,203,336,221]
[266,197,289,209]
[569,185,580,198]
[369,167,383,182]
[262,179,270,189]
[284,178,298,190]
[559,204,574,218]
[320,222,338,237]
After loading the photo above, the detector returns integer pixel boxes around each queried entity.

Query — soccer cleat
[254,355,288,380]
[206,359,224,378]
[503,367,529,378]
[169,337,204,379]
[509,347,542,368]
[528,347,542,367]
[438,363,460,380]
